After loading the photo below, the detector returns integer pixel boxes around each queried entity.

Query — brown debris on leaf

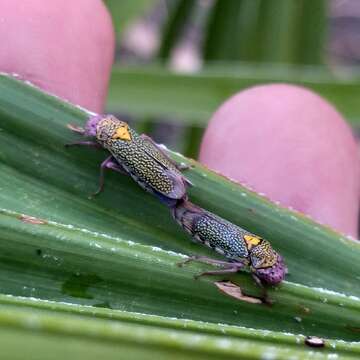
[214,280,263,304]
[19,215,47,225]
[298,304,311,314]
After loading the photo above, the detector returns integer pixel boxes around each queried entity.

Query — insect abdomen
[171,200,249,260]
[194,215,249,259]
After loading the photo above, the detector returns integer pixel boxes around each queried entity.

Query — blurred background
[103,0,360,158]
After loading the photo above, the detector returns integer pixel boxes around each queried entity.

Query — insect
[66,115,191,206]
[171,199,286,286]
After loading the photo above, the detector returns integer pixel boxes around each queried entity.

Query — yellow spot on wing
[244,235,261,249]
[112,125,132,141]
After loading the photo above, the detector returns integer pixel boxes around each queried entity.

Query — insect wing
[161,168,187,199]
[140,135,180,172]
[140,136,188,199]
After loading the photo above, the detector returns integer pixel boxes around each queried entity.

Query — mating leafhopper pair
[67,115,286,288]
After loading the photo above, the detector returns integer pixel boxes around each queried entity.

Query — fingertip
[0,0,115,113]
[200,84,359,237]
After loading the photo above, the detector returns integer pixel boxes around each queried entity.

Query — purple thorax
[255,255,287,285]
[84,115,103,137]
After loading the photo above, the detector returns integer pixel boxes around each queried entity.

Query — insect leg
[251,273,272,305]
[105,159,128,175]
[65,141,101,149]
[194,266,240,279]
[251,273,263,288]
[67,124,85,134]
[178,255,246,279]
[92,156,128,197]
[178,255,238,268]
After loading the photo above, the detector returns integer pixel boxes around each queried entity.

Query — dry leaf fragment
[214,281,262,304]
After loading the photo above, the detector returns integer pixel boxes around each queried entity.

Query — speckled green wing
[137,135,190,199]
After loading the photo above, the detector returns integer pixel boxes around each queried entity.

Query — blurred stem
[203,0,244,61]
[295,0,327,65]
[158,0,197,60]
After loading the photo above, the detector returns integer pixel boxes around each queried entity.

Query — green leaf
[294,0,327,65]
[107,65,360,127]
[202,0,327,64]
[0,73,359,356]
[259,0,302,63]
[1,295,360,359]
[203,0,245,61]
